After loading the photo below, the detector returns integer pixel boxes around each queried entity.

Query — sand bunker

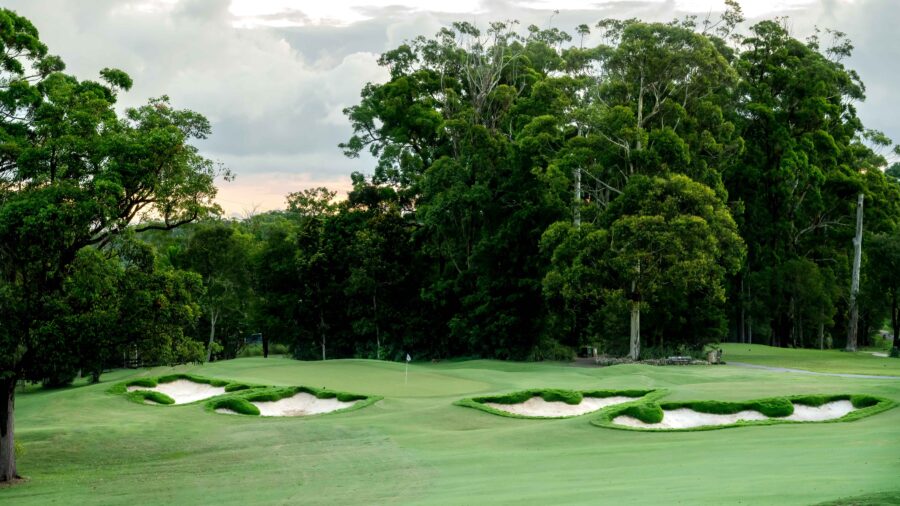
[251,392,359,417]
[612,400,857,429]
[485,396,635,418]
[127,379,227,404]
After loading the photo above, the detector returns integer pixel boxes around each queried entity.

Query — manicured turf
[3,356,900,505]
[721,343,900,376]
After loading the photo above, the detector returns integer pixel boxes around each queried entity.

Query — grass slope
[721,343,900,376]
[3,356,900,505]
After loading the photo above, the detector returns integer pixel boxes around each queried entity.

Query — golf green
[3,355,899,505]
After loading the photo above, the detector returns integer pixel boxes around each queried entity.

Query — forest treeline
[5,2,900,392]
[139,3,900,365]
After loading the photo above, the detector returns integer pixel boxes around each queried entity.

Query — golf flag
[406,353,411,362]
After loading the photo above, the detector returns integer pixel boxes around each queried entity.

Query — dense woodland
[3,1,900,481]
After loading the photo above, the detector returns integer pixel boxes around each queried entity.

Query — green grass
[3,357,900,505]
[720,343,900,376]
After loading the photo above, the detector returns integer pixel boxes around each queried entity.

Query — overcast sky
[6,0,898,215]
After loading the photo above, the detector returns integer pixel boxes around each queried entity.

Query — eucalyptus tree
[0,9,223,482]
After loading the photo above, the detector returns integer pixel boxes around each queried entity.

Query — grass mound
[593,393,896,431]
[455,388,658,419]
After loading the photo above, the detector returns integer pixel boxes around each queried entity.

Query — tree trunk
[373,293,380,361]
[740,275,746,344]
[319,309,326,361]
[262,334,269,358]
[846,193,864,352]
[1,376,17,482]
[205,308,218,363]
[629,301,641,361]
[818,311,825,351]
[891,289,898,349]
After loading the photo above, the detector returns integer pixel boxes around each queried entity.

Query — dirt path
[727,362,900,380]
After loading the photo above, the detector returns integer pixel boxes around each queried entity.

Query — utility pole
[574,168,581,228]
[846,192,864,352]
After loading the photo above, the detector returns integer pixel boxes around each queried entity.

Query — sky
[5,0,898,216]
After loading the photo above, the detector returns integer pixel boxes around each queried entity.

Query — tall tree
[0,9,222,482]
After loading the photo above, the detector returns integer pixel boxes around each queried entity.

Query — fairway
[4,357,899,505]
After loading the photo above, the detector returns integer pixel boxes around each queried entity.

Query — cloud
[2,0,897,213]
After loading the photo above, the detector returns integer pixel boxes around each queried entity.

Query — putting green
[4,355,900,505]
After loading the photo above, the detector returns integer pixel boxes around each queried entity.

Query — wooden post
[846,193,864,352]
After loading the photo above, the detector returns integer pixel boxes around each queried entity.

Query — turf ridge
[454,388,661,419]
[206,385,382,417]
[591,393,897,432]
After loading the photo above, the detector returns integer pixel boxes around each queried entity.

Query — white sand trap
[870,352,888,358]
[215,408,239,415]
[127,379,227,404]
[252,392,359,417]
[485,396,635,417]
[613,401,857,429]
[783,400,856,422]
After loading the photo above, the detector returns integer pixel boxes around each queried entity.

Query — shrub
[540,389,582,405]
[225,383,253,393]
[125,378,157,388]
[135,390,175,405]
[754,398,794,417]
[890,347,899,358]
[156,373,228,387]
[850,395,880,409]
[620,403,664,424]
[211,397,260,415]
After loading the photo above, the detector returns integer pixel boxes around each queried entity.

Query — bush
[156,373,228,387]
[620,403,664,424]
[540,389,583,405]
[237,343,290,357]
[850,394,880,409]
[135,390,175,405]
[125,378,157,388]
[527,339,575,361]
[210,397,260,415]
[890,347,900,358]
[754,398,794,417]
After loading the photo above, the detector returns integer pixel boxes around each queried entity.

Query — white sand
[783,400,856,422]
[251,392,359,417]
[484,396,635,417]
[127,379,227,404]
[870,352,888,358]
[215,408,239,415]
[612,401,857,429]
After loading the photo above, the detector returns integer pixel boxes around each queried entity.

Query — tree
[0,9,222,482]
[866,232,900,348]
[175,222,253,362]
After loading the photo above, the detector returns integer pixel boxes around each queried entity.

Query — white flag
[406,353,411,362]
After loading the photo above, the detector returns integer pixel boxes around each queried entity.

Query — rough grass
[720,343,900,376]
[455,388,656,419]
[593,393,896,431]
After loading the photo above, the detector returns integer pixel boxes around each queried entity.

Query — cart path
[727,361,900,380]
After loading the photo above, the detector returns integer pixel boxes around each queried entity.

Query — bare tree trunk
[205,308,219,363]
[846,193,864,352]
[891,289,898,349]
[319,309,326,361]
[574,168,581,228]
[740,275,746,343]
[0,376,17,482]
[629,301,641,361]
[819,311,825,351]
[373,293,380,360]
